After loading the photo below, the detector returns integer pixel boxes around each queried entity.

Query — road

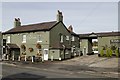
[0,62,112,80]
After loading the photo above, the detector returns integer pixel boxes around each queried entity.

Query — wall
[50,22,71,59]
[49,49,60,60]
[98,36,120,54]
[3,31,50,57]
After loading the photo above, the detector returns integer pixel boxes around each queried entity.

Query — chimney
[57,10,63,22]
[14,18,21,28]
[68,25,73,32]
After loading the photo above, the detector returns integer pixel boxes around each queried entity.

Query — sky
[1,1,119,34]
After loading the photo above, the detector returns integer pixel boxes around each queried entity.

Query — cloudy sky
[1,1,119,34]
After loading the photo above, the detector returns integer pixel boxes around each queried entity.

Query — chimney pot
[57,10,63,22]
[14,18,21,28]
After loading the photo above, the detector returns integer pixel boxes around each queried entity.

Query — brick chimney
[57,10,63,22]
[68,25,73,32]
[14,18,21,28]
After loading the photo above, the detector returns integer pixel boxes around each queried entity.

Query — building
[2,10,80,61]
[97,32,120,56]
[79,31,120,56]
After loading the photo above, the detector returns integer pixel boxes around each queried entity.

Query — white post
[42,56,44,62]
[59,57,61,61]
[2,54,5,60]
[51,55,53,61]
[32,56,34,63]
[18,56,20,61]
[25,55,27,62]
[12,54,14,61]
[7,55,9,60]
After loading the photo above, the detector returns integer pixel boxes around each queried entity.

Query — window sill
[22,41,26,43]
[37,41,42,42]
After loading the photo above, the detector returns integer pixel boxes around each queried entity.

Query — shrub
[106,48,110,57]
[109,49,113,57]
[100,49,104,57]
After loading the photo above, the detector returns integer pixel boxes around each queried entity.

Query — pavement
[1,54,120,78]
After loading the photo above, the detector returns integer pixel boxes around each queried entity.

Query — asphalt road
[0,62,113,80]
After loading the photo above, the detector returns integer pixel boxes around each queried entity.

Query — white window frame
[60,35,63,43]
[72,36,75,41]
[22,35,26,43]
[37,35,42,42]
[66,36,69,40]
[7,36,10,43]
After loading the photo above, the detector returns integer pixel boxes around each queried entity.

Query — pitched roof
[3,21,57,34]
[79,31,120,38]
[50,43,71,49]
[7,44,19,49]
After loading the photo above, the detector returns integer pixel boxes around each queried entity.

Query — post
[12,54,14,61]
[25,55,27,62]
[32,56,34,63]
[41,56,44,62]
[18,56,20,61]
[51,55,53,61]
[6,54,9,60]
[59,57,61,61]
[2,54,5,60]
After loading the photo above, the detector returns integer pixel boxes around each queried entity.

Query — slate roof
[7,44,19,49]
[79,31,120,38]
[3,21,57,34]
[50,42,71,49]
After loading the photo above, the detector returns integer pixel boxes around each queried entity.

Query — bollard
[18,56,20,61]
[51,56,53,61]
[32,56,34,63]
[12,55,14,61]
[7,55,9,60]
[25,55,27,62]
[59,57,61,61]
[3,54,6,60]
[42,56,44,62]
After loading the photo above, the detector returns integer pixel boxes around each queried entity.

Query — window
[72,36,75,41]
[7,36,10,43]
[37,35,42,42]
[60,35,63,43]
[22,35,26,43]
[66,36,69,40]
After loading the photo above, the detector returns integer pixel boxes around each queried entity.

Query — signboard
[110,39,120,43]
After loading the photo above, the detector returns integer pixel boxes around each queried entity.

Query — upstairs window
[37,35,42,42]
[66,36,69,40]
[72,36,75,41]
[60,35,63,43]
[22,35,26,43]
[7,36,10,43]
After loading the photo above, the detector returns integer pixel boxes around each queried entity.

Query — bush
[106,49,110,57]
[100,49,104,57]
[109,49,113,57]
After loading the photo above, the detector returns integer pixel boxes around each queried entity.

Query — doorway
[43,49,48,61]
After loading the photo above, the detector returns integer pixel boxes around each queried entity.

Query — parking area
[56,54,119,68]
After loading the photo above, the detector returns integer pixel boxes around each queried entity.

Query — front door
[43,49,48,61]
